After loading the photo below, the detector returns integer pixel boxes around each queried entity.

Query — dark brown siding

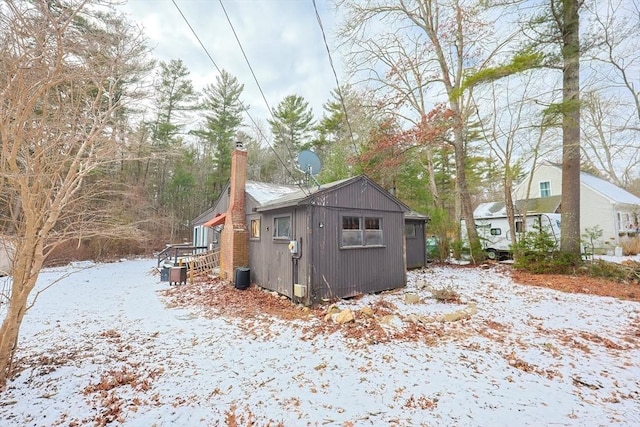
[313,177,403,212]
[303,177,407,303]
[405,219,426,269]
[250,176,408,304]
[248,207,309,299]
[309,205,406,303]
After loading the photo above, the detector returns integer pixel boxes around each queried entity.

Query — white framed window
[341,215,383,247]
[539,181,551,198]
[273,216,291,239]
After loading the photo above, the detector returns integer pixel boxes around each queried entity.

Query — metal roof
[245,181,300,205]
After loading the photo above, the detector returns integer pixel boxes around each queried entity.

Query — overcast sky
[118,0,344,125]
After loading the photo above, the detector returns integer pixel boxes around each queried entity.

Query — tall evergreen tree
[268,95,316,183]
[198,70,246,202]
[146,59,198,227]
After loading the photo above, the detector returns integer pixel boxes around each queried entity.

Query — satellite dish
[296,150,322,175]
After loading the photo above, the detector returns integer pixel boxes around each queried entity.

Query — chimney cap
[235,141,244,149]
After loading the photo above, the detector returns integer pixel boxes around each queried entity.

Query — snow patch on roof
[580,172,640,205]
[246,181,299,205]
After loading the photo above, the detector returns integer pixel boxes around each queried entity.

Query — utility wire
[218,0,311,194]
[311,0,360,160]
[171,0,222,75]
[218,0,301,183]
[218,0,274,120]
[171,0,309,195]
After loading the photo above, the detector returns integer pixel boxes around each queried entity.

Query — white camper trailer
[461,213,561,260]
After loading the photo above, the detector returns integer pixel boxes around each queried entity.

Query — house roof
[193,206,217,224]
[515,195,562,213]
[256,175,411,212]
[256,177,352,211]
[245,181,299,205]
[579,171,640,206]
[405,210,429,221]
[542,163,640,206]
[195,175,417,226]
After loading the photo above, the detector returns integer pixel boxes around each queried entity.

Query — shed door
[405,221,426,269]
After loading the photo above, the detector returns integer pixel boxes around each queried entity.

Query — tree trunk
[560,0,581,256]
[424,145,440,209]
[453,126,482,262]
[0,243,43,388]
[0,292,28,387]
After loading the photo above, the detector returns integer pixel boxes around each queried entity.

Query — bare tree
[585,0,640,127]
[557,0,582,255]
[336,0,530,261]
[473,73,542,245]
[581,91,640,187]
[0,0,150,387]
[580,0,640,187]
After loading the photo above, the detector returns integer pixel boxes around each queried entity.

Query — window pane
[250,219,260,238]
[405,224,416,237]
[515,220,524,233]
[342,230,363,246]
[343,216,361,230]
[365,230,383,245]
[490,228,501,236]
[365,217,380,230]
[540,181,551,198]
[274,217,290,238]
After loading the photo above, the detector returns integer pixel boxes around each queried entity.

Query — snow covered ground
[1,258,639,426]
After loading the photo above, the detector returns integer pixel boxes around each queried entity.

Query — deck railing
[157,244,209,267]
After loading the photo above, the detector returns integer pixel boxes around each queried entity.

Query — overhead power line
[170,0,308,193]
[311,0,360,159]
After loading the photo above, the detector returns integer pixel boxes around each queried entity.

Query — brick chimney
[220,141,249,282]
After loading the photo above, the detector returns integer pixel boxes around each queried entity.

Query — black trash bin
[235,267,250,290]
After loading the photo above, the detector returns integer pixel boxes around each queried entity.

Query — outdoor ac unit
[293,284,306,298]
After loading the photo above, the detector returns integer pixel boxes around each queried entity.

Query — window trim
[249,217,261,240]
[539,181,551,198]
[340,214,384,248]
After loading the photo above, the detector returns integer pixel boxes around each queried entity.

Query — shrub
[621,237,640,256]
[513,226,581,274]
[586,259,640,284]
[582,225,603,257]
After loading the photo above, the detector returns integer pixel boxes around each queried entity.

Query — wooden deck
[186,249,220,281]
[157,244,220,284]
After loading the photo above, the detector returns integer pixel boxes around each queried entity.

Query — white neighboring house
[513,163,640,250]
